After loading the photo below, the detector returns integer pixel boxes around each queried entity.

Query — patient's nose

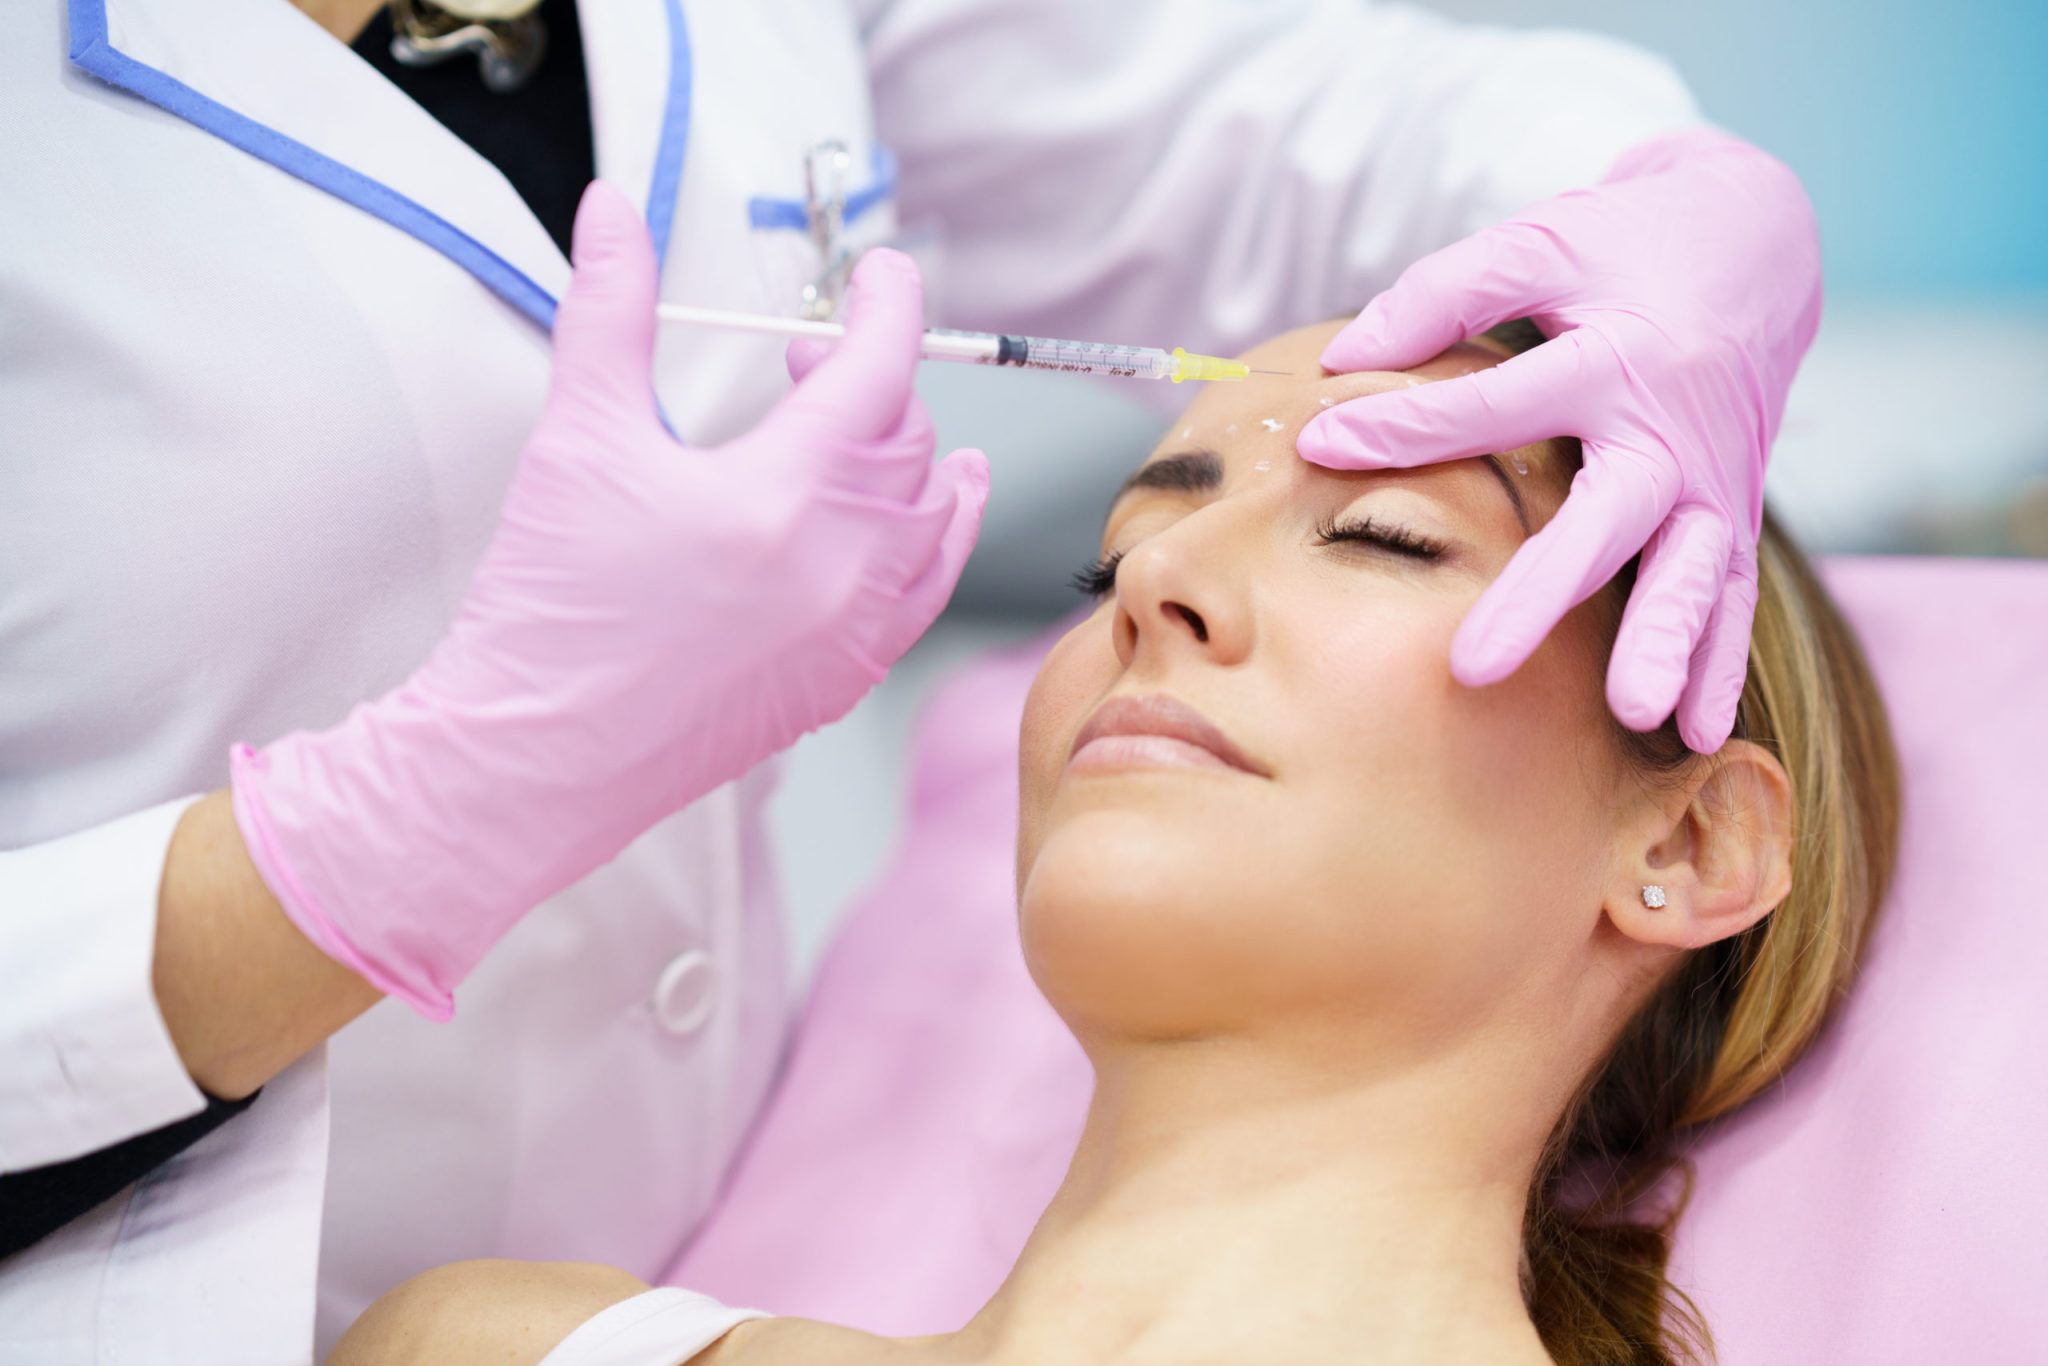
[1111,531,1251,669]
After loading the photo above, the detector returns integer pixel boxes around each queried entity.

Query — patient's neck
[947,1030,1559,1366]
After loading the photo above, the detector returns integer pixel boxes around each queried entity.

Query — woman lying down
[333,317,1900,1366]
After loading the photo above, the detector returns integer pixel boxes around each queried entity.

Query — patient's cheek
[1016,620,1108,874]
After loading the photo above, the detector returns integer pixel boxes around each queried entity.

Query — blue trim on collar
[747,144,898,232]
[65,0,699,335]
[643,0,692,268]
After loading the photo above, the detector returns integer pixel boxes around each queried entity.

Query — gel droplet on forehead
[1260,418,1284,432]
[1318,397,1334,407]
[1252,459,1273,473]
[1181,428,1194,440]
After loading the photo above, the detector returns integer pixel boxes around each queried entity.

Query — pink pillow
[665,558,2048,1359]
[1667,557,2048,1359]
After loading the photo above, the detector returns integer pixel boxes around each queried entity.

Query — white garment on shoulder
[539,1289,771,1366]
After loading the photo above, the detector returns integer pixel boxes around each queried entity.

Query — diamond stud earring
[1641,885,1668,910]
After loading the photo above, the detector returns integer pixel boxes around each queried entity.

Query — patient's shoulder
[327,1258,649,1366]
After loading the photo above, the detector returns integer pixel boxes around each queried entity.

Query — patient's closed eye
[1314,514,1445,562]
[1072,550,1125,598]
[1072,513,1442,599]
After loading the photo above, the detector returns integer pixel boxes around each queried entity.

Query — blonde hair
[1485,326,1904,1366]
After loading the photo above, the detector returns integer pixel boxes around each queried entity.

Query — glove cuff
[228,741,457,1020]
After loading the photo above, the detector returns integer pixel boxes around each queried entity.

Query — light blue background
[1430,0,2048,300]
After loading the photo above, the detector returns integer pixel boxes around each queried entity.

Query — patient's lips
[1068,694,1267,778]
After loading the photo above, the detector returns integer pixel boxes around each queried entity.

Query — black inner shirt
[352,0,596,257]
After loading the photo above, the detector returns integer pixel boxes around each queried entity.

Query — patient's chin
[1016,791,1558,1060]
[1016,809,1329,1046]
[1022,822,1227,1044]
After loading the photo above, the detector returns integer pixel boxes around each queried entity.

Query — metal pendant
[387,0,547,94]
[799,141,855,320]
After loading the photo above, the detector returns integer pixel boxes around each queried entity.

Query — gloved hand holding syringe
[227,196,1273,1030]
[657,303,1281,384]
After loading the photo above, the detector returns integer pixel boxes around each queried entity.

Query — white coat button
[651,950,718,1036]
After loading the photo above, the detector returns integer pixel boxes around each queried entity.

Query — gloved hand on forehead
[1297,128,1821,754]
[230,182,987,1019]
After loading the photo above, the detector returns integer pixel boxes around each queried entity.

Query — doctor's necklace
[387,0,548,93]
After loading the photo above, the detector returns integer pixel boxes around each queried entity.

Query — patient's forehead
[1159,319,1510,458]
[1132,320,1576,539]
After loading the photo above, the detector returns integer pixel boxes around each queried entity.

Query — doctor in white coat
[0,1,1822,1361]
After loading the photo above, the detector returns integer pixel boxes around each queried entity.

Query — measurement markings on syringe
[1041,363,1140,376]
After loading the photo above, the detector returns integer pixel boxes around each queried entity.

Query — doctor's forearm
[153,791,383,1100]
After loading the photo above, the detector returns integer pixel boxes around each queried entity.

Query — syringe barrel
[927,329,1167,377]
[922,329,1182,379]
[1012,335,1173,380]
[925,335,1179,385]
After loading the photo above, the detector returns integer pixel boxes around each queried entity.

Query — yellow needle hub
[1170,347,1252,383]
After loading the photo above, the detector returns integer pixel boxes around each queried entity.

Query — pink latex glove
[1296,129,1821,753]
[229,182,988,1018]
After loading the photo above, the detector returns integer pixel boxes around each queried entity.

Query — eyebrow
[1478,453,1532,535]
[1110,445,1532,536]
[1110,449,1224,508]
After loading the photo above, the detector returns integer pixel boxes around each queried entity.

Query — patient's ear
[1606,740,1794,951]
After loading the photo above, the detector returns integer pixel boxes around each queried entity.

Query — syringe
[654,303,1254,384]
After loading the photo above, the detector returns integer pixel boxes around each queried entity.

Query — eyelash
[1313,513,1447,562]
[1070,515,1443,599]
[1071,551,1124,598]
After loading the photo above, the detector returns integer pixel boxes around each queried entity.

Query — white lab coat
[0,1,1696,1360]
